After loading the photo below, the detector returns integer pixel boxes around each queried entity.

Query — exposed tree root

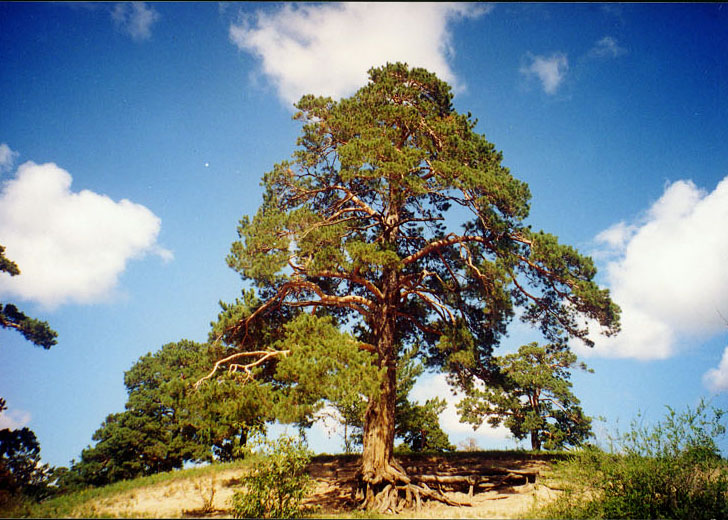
[354,459,541,513]
[356,478,472,513]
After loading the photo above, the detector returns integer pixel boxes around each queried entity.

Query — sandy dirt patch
[87,454,562,518]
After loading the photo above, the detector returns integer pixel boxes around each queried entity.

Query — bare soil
[87,453,563,518]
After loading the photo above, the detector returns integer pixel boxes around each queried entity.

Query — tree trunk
[530,430,541,451]
[357,308,410,508]
[360,360,405,481]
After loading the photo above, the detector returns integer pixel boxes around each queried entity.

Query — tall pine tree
[205,63,620,511]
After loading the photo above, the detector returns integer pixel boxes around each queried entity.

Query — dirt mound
[87,453,562,518]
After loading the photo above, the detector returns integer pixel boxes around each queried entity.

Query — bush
[535,399,728,519]
[231,435,313,519]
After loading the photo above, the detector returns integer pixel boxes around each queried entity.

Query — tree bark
[530,430,541,451]
[357,306,410,509]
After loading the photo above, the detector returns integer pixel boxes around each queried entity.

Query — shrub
[231,435,313,519]
[536,399,728,519]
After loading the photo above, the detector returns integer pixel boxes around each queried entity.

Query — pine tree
[206,63,620,510]
[0,245,57,349]
[457,342,593,450]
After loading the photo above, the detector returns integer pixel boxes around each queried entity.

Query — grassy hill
[15,450,566,519]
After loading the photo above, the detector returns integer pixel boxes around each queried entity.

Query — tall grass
[532,399,728,519]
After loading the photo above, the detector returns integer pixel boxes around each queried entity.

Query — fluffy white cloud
[411,373,510,440]
[520,52,568,95]
[577,177,728,360]
[589,36,626,59]
[0,143,19,173]
[229,2,490,106]
[111,2,160,42]
[704,346,728,393]
[0,161,172,308]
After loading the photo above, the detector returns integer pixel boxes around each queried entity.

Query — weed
[532,399,728,519]
[231,434,313,519]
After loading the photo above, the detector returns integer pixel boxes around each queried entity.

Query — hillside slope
[31,452,564,518]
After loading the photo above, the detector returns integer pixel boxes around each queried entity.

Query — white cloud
[520,52,568,95]
[589,36,626,59]
[0,143,19,173]
[704,346,728,393]
[411,373,511,440]
[577,177,728,360]
[0,161,172,309]
[0,407,31,431]
[111,2,160,42]
[229,2,490,106]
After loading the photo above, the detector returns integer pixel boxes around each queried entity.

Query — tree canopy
[65,339,273,487]
[204,62,620,511]
[0,398,55,506]
[457,342,593,450]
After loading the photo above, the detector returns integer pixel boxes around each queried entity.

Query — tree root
[356,477,472,513]
[355,467,540,512]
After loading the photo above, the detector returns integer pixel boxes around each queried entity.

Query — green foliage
[0,247,58,514]
[64,340,272,488]
[326,345,454,453]
[0,398,55,511]
[457,342,592,450]
[0,245,57,349]
[272,314,384,425]
[394,347,454,452]
[536,399,728,519]
[216,62,620,473]
[231,435,313,519]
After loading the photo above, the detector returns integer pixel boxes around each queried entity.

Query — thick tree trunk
[360,360,405,483]
[357,308,410,510]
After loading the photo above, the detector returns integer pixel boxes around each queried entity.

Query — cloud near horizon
[0,161,172,309]
[575,176,728,365]
[229,2,490,106]
[411,373,511,441]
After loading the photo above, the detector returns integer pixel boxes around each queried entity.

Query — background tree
[457,342,593,450]
[0,246,57,509]
[0,245,57,350]
[0,398,55,507]
[65,339,273,487]
[207,63,620,510]
[458,437,481,452]
[394,346,453,453]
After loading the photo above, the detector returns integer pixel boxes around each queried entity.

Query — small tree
[458,437,481,452]
[67,340,273,487]
[231,435,313,519]
[0,399,55,506]
[458,342,592,450]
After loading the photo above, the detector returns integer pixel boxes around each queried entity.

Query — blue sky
[1,2,727,467]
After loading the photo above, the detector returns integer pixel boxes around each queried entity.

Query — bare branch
[194,349,289,389]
